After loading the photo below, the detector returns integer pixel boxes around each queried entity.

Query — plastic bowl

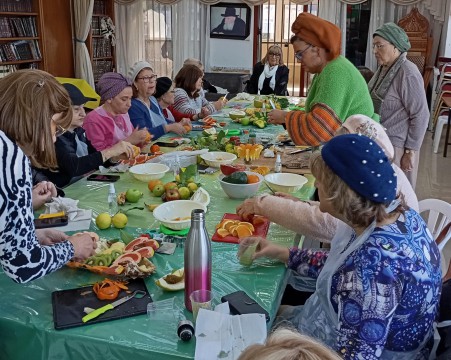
[129,163,169,182]
[200,152,237,168]
[218,171,263,199]
[264,173,308,193]
[228,110,246,120]
[153,200,207,230]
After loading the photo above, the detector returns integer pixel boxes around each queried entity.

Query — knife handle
[82,303,114,323]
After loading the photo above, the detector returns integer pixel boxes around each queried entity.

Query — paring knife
[82,290,146,323]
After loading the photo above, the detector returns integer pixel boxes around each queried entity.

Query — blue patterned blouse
[288,209,442,359]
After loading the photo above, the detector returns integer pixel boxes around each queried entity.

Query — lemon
[112,213,128,229]
[190,187,210,206]
[187,182,198,194]
[95,212,112,230]
[155,268,185,291]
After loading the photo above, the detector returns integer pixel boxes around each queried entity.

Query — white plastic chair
[433,115,449,153]
[419,199,451,252]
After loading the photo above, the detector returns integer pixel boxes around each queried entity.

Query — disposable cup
[238,238,260,266]
[190,289,213,322]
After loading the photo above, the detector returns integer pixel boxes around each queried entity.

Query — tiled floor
[416,129,451,203]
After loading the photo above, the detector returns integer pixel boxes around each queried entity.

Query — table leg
[445,107,451,157]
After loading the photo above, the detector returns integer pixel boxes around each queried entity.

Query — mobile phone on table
[86,174,120,182]
[221,290,270,322]
[34,216,69,229]
[197,164,218,174]
[154,141,178,148]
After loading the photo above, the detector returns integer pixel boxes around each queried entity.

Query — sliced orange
[235,225,253,239]
[224,221,239,232]
[252,216,267,226]
[217,229,230,238]
[238,222,255,232]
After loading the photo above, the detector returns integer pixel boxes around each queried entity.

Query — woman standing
[83,72,149,151]
[0,70,96,283]
[368,23,429,188]
[246,44,289,96]
[128,61,187,139]
[240,134,440,359]
[268,13,377,146]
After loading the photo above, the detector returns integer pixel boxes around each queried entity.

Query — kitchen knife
[82,290,146,323]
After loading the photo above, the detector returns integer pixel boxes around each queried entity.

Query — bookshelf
[88,0,116,83]
[0,0,42,77]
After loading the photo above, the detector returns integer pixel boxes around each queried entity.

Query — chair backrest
[398,8,433,89]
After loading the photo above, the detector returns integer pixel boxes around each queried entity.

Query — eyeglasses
[54,124,66,137]
[294,45,312,61]
[268,52,281,58]
[372,43,388,50]
[137,75,158,83]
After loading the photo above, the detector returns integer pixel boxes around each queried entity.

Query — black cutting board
[52,278,152,330]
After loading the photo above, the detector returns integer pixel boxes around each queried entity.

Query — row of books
[0,63,38,78]
[91,17,101,36]
[0,40,41,62]
[0,16,37,38]
[93,0,106,15]
[93,60,114,82]
[0,0,33,13]
[92,37,112,58]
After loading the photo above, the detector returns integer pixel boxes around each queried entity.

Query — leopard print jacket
[0,131,74,283]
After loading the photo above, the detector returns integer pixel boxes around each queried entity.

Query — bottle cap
[177,319,194,341]
[109,183,116,192]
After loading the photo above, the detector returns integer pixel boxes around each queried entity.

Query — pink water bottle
[184,209,212,311]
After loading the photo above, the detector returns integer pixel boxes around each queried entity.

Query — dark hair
[290,35,302,44]
[356,66,374,84]
[174,65,204,99]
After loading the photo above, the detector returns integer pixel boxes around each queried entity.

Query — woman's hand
[125,127,149,145]
[102,140,135,160]
[165,122,187,135]
[180,118,192,126]
[400,152,414,172]
[200,107,211,118]
[267,109,287,125]
[236,197,260,221]
[32,181,58,209]
[274,192,301,202]
[213,98,226,111]
[36,229,68,246]
[68,233,97,261]
[238,236,289,262]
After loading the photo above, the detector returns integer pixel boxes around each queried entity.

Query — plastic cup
[190,289,213,322]
[238,238,260,266]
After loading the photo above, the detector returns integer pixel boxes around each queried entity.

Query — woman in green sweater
[268,13,378,146]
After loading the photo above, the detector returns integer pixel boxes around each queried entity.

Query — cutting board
[52,278,152,330]
[211,213,270,244]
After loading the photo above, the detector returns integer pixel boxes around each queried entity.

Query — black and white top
[0,131,74,283]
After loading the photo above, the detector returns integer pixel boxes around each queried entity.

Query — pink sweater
[253,164,418,243]
[83,106,134,151]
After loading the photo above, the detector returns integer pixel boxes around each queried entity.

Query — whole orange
[247,174,260,184]
[148,179,163,192]
[150,144,160,153]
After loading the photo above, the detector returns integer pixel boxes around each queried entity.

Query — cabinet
[88,0,116,83]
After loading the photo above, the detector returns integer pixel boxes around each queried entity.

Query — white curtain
[318,0,347,55]
[115,0,145,75]
[73,0,95,87]
[171,0,208,74]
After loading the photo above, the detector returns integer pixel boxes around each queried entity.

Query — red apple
[165,188,181,202]
[220,164,247,176]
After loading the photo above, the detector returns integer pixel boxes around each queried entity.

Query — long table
[0,119,315,359]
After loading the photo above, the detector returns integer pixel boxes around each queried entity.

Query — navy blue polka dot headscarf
[321,134,397,203]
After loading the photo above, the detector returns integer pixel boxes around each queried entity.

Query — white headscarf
[257,63,278,94]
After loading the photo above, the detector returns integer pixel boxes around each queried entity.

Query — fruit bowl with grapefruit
[218,171,263,199]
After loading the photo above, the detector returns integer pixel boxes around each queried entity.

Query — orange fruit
[238,222,255,233]
[225,221,239,232]
[150,144,160,153]
[217,229,230,238]
[252,216,267,226]
[183,124,192,133]
[247,174,260,184]
[235,225,253,239]
[148,179,163,192]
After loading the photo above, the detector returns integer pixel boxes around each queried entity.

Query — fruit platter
[67,233,157,279]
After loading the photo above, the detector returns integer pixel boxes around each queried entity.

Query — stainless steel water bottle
[184,209,212,312]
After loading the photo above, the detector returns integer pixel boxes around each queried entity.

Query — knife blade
[82,290,146,323]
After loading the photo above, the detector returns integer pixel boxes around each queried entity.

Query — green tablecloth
[0,164,315,360]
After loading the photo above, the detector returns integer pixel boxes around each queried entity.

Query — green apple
[95,212,111,229]
[187,182,198,194]
[152,184,165,197]
[125,188,143,203]
[112,213,128,229]
[240,117,250,126]
[178,187,191,200]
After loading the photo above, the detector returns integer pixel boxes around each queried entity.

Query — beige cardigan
[253,164,418,243]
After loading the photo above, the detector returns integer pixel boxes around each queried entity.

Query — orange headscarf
[291,13,341,60]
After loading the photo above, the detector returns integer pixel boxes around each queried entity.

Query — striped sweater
[172,88,215,116]
[286,56,378,146]
[0,131,74,283]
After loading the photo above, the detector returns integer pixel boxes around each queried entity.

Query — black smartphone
[198,164,218,174]
[221,291,270,322]
[86,174,120,182]
[154,141,178,148]
[34,216,69,229]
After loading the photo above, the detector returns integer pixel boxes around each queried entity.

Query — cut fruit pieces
[235,225,253,239]
[215,218,255,238]
[155,268,185,291]
[217,229,230,238]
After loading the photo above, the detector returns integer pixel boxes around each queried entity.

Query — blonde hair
[238,328,341,360]
[0,69,71,169]
[262,44,285,66]
[310,152,405,228]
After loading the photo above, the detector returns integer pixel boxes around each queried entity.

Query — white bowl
[129,163,169,182]
[153,200,207,230]
[200,152,237,168]
[264,173,308,193]
[218,171,263,199]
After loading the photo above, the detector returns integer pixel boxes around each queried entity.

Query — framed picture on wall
[210,2,251,40]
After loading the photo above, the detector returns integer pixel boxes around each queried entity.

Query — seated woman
[239,134,441,359]
[83,72,149,151]
[152,76,191,125]
[128,61,187,139]
[172,65,224,121]
[246,45,289,96]
[0,70,96,283]
[37,83,136,188]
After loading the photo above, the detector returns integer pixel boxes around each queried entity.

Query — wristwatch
[404,149,415,154]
